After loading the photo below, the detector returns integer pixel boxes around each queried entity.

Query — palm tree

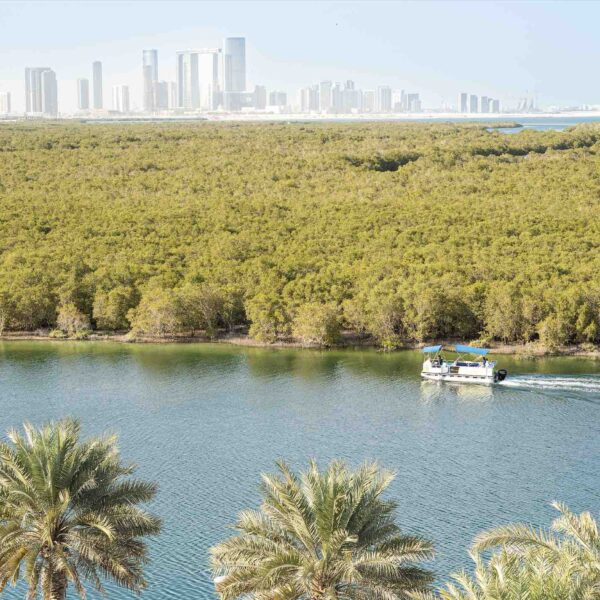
[471,501,600,594]
[0,418,161,600]
[210,459,434,600]
[415,548,588,600]
[416,502,600,600]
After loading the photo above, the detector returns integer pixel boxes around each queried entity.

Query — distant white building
[377,86,392,112]
[142,49,158,111]
[469,94,478,113]
[459,92,468,113]
[331,83,343,112]
[362,90,375,112]
[112,85,130,113]
[268,90,287,107]
[0,91,11,114]
[319,81,332,112]
[92,61,103,109]
[77,78,89,110]
[168,82,177,109]
[153,81,169,110]
[25,67,57,116]
[176,48,222,110]
[299,85,319,112]
[254,85,267,110]
[198,50,221,109]
[222,37,246,92]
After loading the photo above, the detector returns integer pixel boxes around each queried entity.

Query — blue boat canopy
[422,345,442,353]
[454,344,489,356]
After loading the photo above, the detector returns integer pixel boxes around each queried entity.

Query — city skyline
[13,44,515,117]
[2,1,600,114]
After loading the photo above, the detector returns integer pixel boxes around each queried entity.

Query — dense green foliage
[210,460,434,600]
[1,120,600,347]
[0,419,161,600]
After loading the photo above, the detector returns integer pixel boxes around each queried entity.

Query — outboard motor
[496,369,508,382]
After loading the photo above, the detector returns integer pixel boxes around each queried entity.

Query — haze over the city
[1,0,600,113]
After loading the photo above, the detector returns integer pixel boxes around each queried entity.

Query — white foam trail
[499,374,600,393]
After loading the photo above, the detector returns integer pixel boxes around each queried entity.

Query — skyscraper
[176,51,199,109]
[142,49,158,111]
[168,82,177,109]
[480,96,489,113]
[469,94,478,113]
[77,78,89,110]
[0,92,11,114]
[377,86,392,112]
[112,85,130,113]
[268,91,287,107]
[154,81,169,110]
[342,80,361,112]
[491,99,500,113]
[254,85,267,110]
[459,92,468,113]
[362,90,375,112]
[92,61,103,109]
[405,93,421,112]
[331,83,343,112]
[25,67,57,116]
[198,49,221,110]
[222,37,246,92]
[299,85,319,112]
[319,81,332,112]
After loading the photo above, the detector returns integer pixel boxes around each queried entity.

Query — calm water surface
[1,341,600,599]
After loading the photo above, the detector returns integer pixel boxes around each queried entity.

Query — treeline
[1,120,600,349]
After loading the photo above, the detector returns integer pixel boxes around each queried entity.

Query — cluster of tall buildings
[297,81,422,114]
[458,92,501,114]
[0,37,532,117]
[14,37,254,117]
[76,61,104,113]
[77,37,255,115]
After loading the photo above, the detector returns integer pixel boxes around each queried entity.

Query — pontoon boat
[421,344,507,385]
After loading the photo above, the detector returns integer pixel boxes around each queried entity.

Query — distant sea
[75,114,600,131]
[327,116,600,132]
[483,116,600,133]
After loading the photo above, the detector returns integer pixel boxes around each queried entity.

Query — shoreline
[4,111,600,124]
[1,331,599,358]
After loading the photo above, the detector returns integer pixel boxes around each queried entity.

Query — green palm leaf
[211,459,434,600]
[0,418,161,600]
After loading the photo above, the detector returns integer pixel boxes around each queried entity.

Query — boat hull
[421,372,496,385]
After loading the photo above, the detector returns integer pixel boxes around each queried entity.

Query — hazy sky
[1,0,599,112]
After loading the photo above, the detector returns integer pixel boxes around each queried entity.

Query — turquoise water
[1,341,600,598]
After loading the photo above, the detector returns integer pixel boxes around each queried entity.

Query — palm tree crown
[0,418,161,600]
[210,459,434,600]
[420,502,600,600]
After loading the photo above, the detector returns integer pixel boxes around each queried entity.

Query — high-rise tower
[222,37,246,92]
[25,67,57,116]
[77,78,89,110]
[112,85,130,113]
[92,61,103,109]
[142,49,158,111]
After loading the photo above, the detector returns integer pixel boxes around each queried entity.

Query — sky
[1,0,600,113]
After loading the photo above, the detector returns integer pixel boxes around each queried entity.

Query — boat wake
[499,374,600,393]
